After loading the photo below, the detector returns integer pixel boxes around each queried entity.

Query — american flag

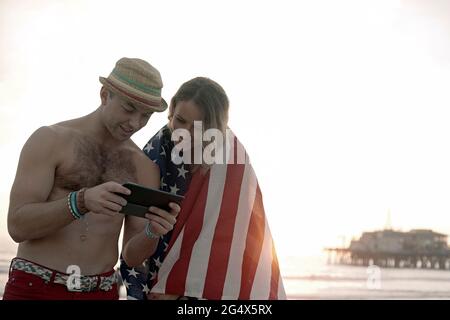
[120,125,190,300]
[150,130,286,300]
[120,126,286,300]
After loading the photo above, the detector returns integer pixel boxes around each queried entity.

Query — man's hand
[145,202,181,236]
[84,181,130,216]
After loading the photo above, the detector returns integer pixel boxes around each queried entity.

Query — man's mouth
[120,125,134,135]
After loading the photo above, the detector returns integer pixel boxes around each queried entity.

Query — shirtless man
[3,58,180,300]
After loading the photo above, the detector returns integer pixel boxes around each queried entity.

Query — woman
[120,77,285,300]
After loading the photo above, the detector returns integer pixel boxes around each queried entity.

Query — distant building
[325,229,450,269]
[349,229,448,255]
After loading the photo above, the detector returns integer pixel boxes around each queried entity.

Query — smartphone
[117,182,184,218]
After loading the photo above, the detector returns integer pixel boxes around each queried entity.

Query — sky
[1,0,450,259]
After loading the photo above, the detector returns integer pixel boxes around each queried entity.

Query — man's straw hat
[99,57,167,112]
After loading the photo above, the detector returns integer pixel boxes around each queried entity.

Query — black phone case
[118,182,184,218]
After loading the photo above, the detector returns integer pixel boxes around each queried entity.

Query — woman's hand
[144,202,181,236]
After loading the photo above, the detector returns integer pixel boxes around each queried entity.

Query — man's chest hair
[54,136,137,190]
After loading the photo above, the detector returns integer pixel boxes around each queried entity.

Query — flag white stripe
[221,164,257,299]
[150,228,185,294]
[250,217,272,299]
[184,164,228,297]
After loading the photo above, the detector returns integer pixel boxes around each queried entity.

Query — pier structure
[325,229,450,270]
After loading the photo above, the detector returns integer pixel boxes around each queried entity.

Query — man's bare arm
[8,126,132,243]
[7,126,75,242]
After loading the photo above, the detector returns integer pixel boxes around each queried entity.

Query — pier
[324,229,450,270]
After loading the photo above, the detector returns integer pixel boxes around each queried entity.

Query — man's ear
[168,101,176,121]
[167,103,175,131]
[100,86,109,106]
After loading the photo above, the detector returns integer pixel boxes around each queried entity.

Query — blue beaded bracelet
[68,192,80,220]
[68,191,84,220]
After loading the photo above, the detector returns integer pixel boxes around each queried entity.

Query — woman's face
[170,100,204,134]
[169,100,205,159]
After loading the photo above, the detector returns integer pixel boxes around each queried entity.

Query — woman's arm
[122,152,180,267]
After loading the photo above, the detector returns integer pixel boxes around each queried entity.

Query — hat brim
[99,76,168,112]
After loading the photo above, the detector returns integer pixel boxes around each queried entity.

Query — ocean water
[280,255,450,299]
[1,250,450,299]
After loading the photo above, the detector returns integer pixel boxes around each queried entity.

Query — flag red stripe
[238,185,266,299]
[203,162,246,299]
[164,171,207,253]
[164,171,210,294]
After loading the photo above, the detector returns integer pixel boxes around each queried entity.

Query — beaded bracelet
[67,192,81,220]
[145,222,160,240]
[71,191,83,218]
[76,188,89,215]
[68,190,88,220]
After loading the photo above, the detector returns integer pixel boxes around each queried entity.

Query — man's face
[102,90,153,141]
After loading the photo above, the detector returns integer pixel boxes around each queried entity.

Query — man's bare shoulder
[25,125,60,150]
[123,140,159,186]
[51,118,85,136]
[23,120,86,158]
[126,141,159,170]
[18,125,66,167]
